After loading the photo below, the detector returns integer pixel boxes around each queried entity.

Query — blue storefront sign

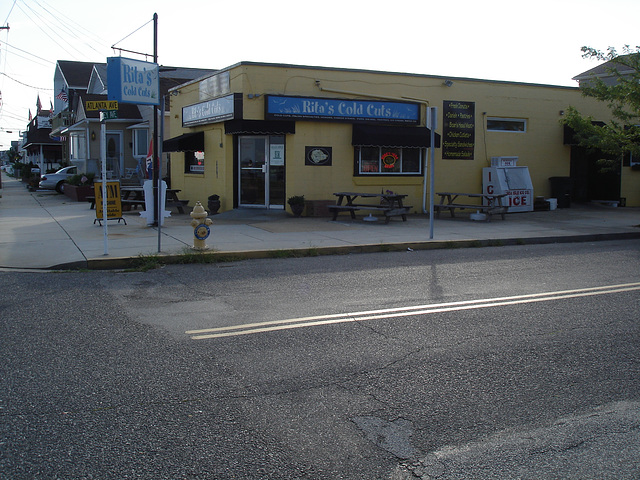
[265,95,420,124]
[107,57,160,106]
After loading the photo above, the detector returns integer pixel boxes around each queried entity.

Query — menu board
[442,101,475,160]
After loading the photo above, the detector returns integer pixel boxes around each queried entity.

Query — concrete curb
[76,231,640,271]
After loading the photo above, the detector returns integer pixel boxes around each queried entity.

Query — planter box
[63,184,94,202]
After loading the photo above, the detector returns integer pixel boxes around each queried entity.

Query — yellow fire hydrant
[190,201,213,250]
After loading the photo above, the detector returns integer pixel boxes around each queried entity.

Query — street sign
[86,100,118,111]
[99,110,118,121]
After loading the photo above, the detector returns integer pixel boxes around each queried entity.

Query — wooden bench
[328,205,360,219]
[120,199,147,211]
[328,204,413,223]
[330,192,412,223]
[435,192,507,221]
[166,199,189,214]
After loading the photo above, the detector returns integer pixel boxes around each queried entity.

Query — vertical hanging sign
[442,100,475,160]
[107,57,160,105]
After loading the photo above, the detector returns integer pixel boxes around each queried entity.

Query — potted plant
[287,195,305,217]
[207,194,221,215]
[63,173,95,202]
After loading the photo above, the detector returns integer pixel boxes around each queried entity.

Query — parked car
[39,166,78,193]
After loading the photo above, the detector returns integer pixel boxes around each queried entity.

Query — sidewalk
[1,175,639,270]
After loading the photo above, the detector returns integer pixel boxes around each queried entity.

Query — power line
[2,0,17,25]
[1,41,53,68]
[14,1,83,59]
[0,72,52,90]
[29,0,110,58]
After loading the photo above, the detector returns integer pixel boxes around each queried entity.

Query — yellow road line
[186,282,640,340]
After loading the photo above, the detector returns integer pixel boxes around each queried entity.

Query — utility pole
[152,13,159,228]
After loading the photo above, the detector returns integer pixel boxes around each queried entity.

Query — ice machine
[483,157,534,213]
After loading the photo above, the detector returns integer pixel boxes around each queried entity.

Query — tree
[562,45,640,162]
[7,145,21,162]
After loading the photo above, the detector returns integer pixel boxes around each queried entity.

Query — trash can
[549,177,572,208]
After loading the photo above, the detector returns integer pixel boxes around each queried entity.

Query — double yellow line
[185,282,640,340]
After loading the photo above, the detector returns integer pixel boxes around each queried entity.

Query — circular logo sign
[194,224,211,240]
[381,152,399,169]
[305,147,332,165]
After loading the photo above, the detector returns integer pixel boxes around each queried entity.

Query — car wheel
[56,181,65,193]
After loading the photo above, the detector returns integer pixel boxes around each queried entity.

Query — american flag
[56,87,68,103]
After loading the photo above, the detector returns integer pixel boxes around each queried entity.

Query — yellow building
[165,62,639,214]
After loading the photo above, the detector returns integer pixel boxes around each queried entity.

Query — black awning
[563,121,606,145]
[163,131,204,152]
[224,119,295,135]
[352,124,441,148]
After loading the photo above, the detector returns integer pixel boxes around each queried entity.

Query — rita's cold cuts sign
[442,101,475,160]
[107,57,159,105]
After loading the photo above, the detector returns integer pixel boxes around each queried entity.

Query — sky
[1,0,639,151]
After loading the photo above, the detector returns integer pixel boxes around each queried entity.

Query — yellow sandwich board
[94,181,123,223]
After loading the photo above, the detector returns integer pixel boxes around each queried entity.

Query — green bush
[66,173,95,186]
[287,195,305,206]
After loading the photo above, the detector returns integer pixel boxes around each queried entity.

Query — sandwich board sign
[94,181,123,224]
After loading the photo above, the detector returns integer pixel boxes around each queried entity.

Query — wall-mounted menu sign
[442,100,475,160]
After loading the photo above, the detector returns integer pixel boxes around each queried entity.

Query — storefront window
[360,147,379,172]
[132,129,149,158]
[487,117,527,132]
[402,148,421,173]
[185,151,205,173]
[69,132,87,160]
[356,146,423,175]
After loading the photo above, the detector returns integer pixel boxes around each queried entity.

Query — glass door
[238,136,285,208]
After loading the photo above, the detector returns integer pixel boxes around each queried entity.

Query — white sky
[1,0,638,150]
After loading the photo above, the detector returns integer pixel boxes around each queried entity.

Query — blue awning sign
[266,95,420,124]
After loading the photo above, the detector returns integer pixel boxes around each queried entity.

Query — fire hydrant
[190,201,213,250]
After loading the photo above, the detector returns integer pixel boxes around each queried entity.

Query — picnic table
[435,192,507,221]
[121,186,189,213]
[329,192,412,223]
[87,187,188,213]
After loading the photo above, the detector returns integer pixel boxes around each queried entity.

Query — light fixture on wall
[91,131,96,141]
[443,80,454,87]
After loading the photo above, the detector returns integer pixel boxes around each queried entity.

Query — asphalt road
[1,240,639,479]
